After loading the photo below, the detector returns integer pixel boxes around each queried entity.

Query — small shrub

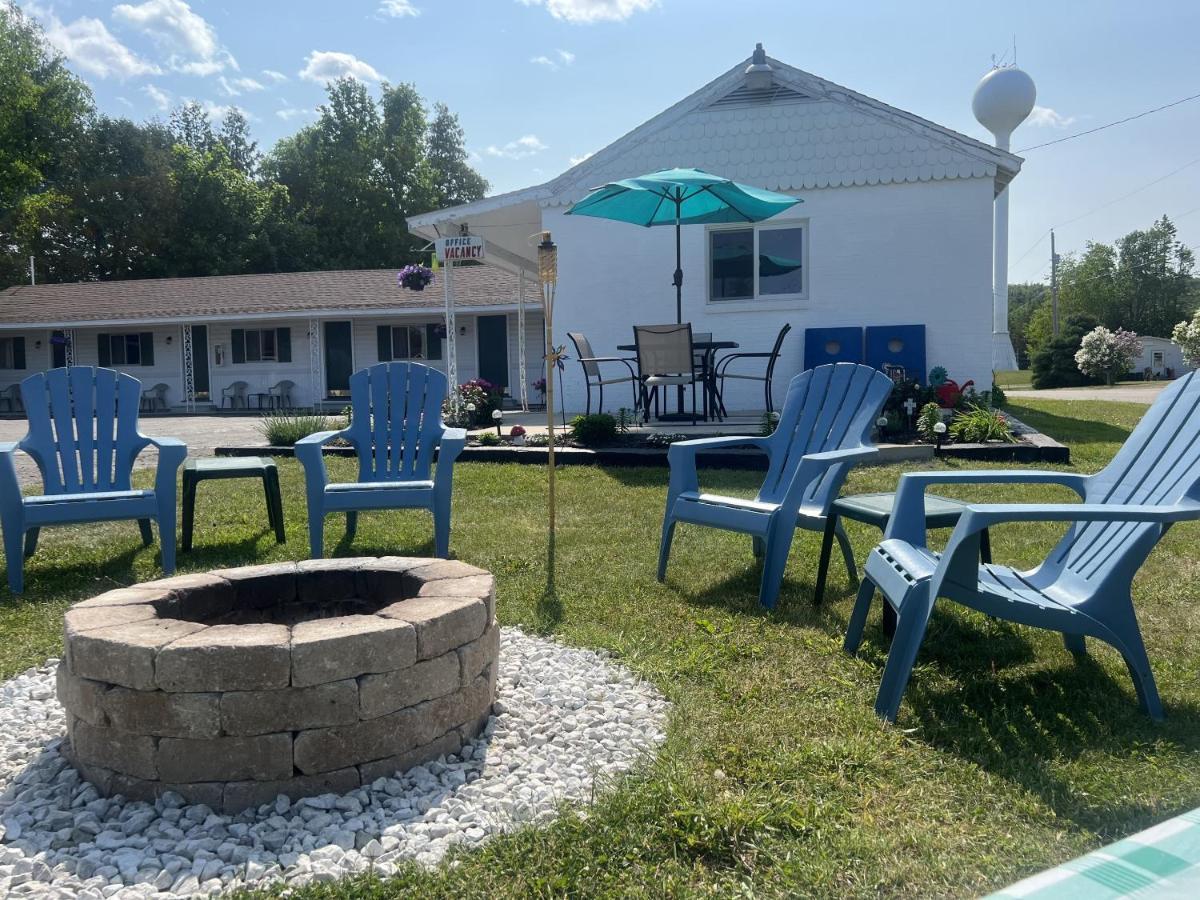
[988,382,1007,407]
[258,410,334,446]
[1172,310,1200,367]
[1031,314,1103,389]
[615,407,636,434]
[569,413,618,447]
[915,402,942,442]
[948,404,1016,443]
[477,431,501,446]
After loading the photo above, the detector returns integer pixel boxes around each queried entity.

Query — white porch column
[308,319,321,410]
[517,268,528,411]
[182,324,195,412]
[444,262,458,403]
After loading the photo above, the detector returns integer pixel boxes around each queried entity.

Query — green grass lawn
[3,397,1199,898]
[994,369,1032,390]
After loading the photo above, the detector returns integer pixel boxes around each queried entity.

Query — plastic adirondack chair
[845,369,1200,723]
[658,363,894,608]
[267,380,295,409]
[295,362,467,559]
[0,367,187,594]
[221,381,248,409]
[141,382,169,412]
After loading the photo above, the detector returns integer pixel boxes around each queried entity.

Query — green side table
[182,456,285,551]
[821,491,992,633]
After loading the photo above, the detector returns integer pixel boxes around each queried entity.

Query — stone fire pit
[57,558,497,815]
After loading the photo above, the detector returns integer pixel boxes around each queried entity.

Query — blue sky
[19,0,1200,283]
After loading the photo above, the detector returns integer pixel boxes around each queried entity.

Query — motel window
[230,328,292,364]
[97,333,154,367]
[709,224,805,302]
[0,336,26,370]
[376,325,443,362]
[1153,351,1165,368]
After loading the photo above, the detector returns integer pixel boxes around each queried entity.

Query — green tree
[0,2,93,286]
[1112,216,1195,337]
[218,108,259,176]
[426,102,488,208]
[1007,282,1046,368]
[1031,313,1103,389]
[169,101,215,153]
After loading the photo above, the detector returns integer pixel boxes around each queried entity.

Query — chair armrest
[295,429,350,449]
[0,443,23,511]
[666,435,772,499]
[885,469,1091,545]
[143,436,187,501]
[436,427,467,482]
[294,429,351,489]
[781,446,879,513]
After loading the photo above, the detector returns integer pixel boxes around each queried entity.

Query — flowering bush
[510,425,526,437]
[1075,326,1141,385]
[531,377,546,395]
[442,378,502,427]
[1172,311,1200,367]
[398,264,434,291]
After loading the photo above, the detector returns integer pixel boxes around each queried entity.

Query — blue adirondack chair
[845,369,1200,723]
[0,367,187,594]
[658,363,894,608]
[296,362,467,559]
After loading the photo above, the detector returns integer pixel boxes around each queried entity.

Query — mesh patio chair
[714,323,792,415]
[567,333,639,415]
[267,380,296,409]
[221,381,248,409]
[634,323,699,426]
[140,383,169,413]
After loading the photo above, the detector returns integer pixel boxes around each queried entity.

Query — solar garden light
[492,408,503,437]
[876,415,889,441]
[933,419,947,452]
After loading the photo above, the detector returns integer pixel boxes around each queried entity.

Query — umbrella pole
[674,194,685,412]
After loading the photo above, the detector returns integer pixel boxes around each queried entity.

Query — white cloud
[113,0,235,75]
[516,0,657,24]
[38,12,161,79]
[378,0,420,17]
[261,69,288,84]
[1028,105,1077,129]
[276,106,315,121]
[117,96,133,108]
[143,83,171,110]
[194,100,255,123]
[299,50,385,84]
[531,48,575,69]
[485,134,548,159]
[569,150,595,165]
[218,75,265,97]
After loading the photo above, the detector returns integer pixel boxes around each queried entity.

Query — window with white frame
[97,333,154,367]
[230,328,292,364]
[709,224,805,302]
[1153,350,1165,368]
[376,324,443,362]
[390,325,426,360]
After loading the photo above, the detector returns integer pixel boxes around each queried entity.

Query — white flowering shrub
[1075,326,1142,386]
[1172,311,1200,367]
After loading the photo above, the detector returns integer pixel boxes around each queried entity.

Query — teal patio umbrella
[564,167,802,323]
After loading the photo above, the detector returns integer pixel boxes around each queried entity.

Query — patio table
[181,456,285,551]
[618,338,737,422]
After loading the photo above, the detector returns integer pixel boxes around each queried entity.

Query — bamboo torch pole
[538,232,559,584]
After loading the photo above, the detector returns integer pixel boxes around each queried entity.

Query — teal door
[476,315,509,392]
[324,321,353,399]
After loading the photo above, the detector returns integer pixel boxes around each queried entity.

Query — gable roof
[409,51,1022,238]
[0,266,530,329]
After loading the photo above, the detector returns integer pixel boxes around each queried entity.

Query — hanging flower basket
[398,264,434,292]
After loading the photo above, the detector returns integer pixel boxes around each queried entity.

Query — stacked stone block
[57,558,498,814]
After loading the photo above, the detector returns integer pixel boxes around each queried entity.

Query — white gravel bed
[0,628,668,897]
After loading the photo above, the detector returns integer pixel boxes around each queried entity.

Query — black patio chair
[567,332,639,415]
[714,323,792,414]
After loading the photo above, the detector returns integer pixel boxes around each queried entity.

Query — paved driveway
[1007,382,1168,405]
[0,416,267,488]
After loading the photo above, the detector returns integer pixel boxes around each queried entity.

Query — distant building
[1132,336,1190,378]
[410,45,1023,413]
[0,268,541,410]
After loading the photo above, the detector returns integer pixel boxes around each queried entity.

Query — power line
[1053,154,1200,230]
[1015,91,1200,153]
[1010,229,1051,274]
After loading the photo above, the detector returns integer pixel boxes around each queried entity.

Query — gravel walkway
[0,629,668,897]
[0,417,267,488]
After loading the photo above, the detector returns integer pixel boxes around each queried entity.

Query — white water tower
[973,65,1036,372]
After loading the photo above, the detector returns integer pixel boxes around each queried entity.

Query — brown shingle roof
[0,267,532,327]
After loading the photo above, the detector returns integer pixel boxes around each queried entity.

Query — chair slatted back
[347,362,447,482]
[1052,370,1200,582]
[19,367,145,495]
[634,324,693,376]
[759,363,893,508]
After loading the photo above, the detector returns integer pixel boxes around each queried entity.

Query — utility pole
[29,256,35,286]
[1050,230,1059,337]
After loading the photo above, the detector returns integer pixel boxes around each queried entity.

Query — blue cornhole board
[865,324,926,384]
[804,327,863,370]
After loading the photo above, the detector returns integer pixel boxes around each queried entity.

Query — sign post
[434,236,486,413]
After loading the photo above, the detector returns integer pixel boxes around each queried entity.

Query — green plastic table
[820,491,992,632]
[182,456,285,551]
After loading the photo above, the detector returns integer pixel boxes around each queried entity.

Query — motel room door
[476,315,509,394]
[192,325,211,400]
[323,321,353,400]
